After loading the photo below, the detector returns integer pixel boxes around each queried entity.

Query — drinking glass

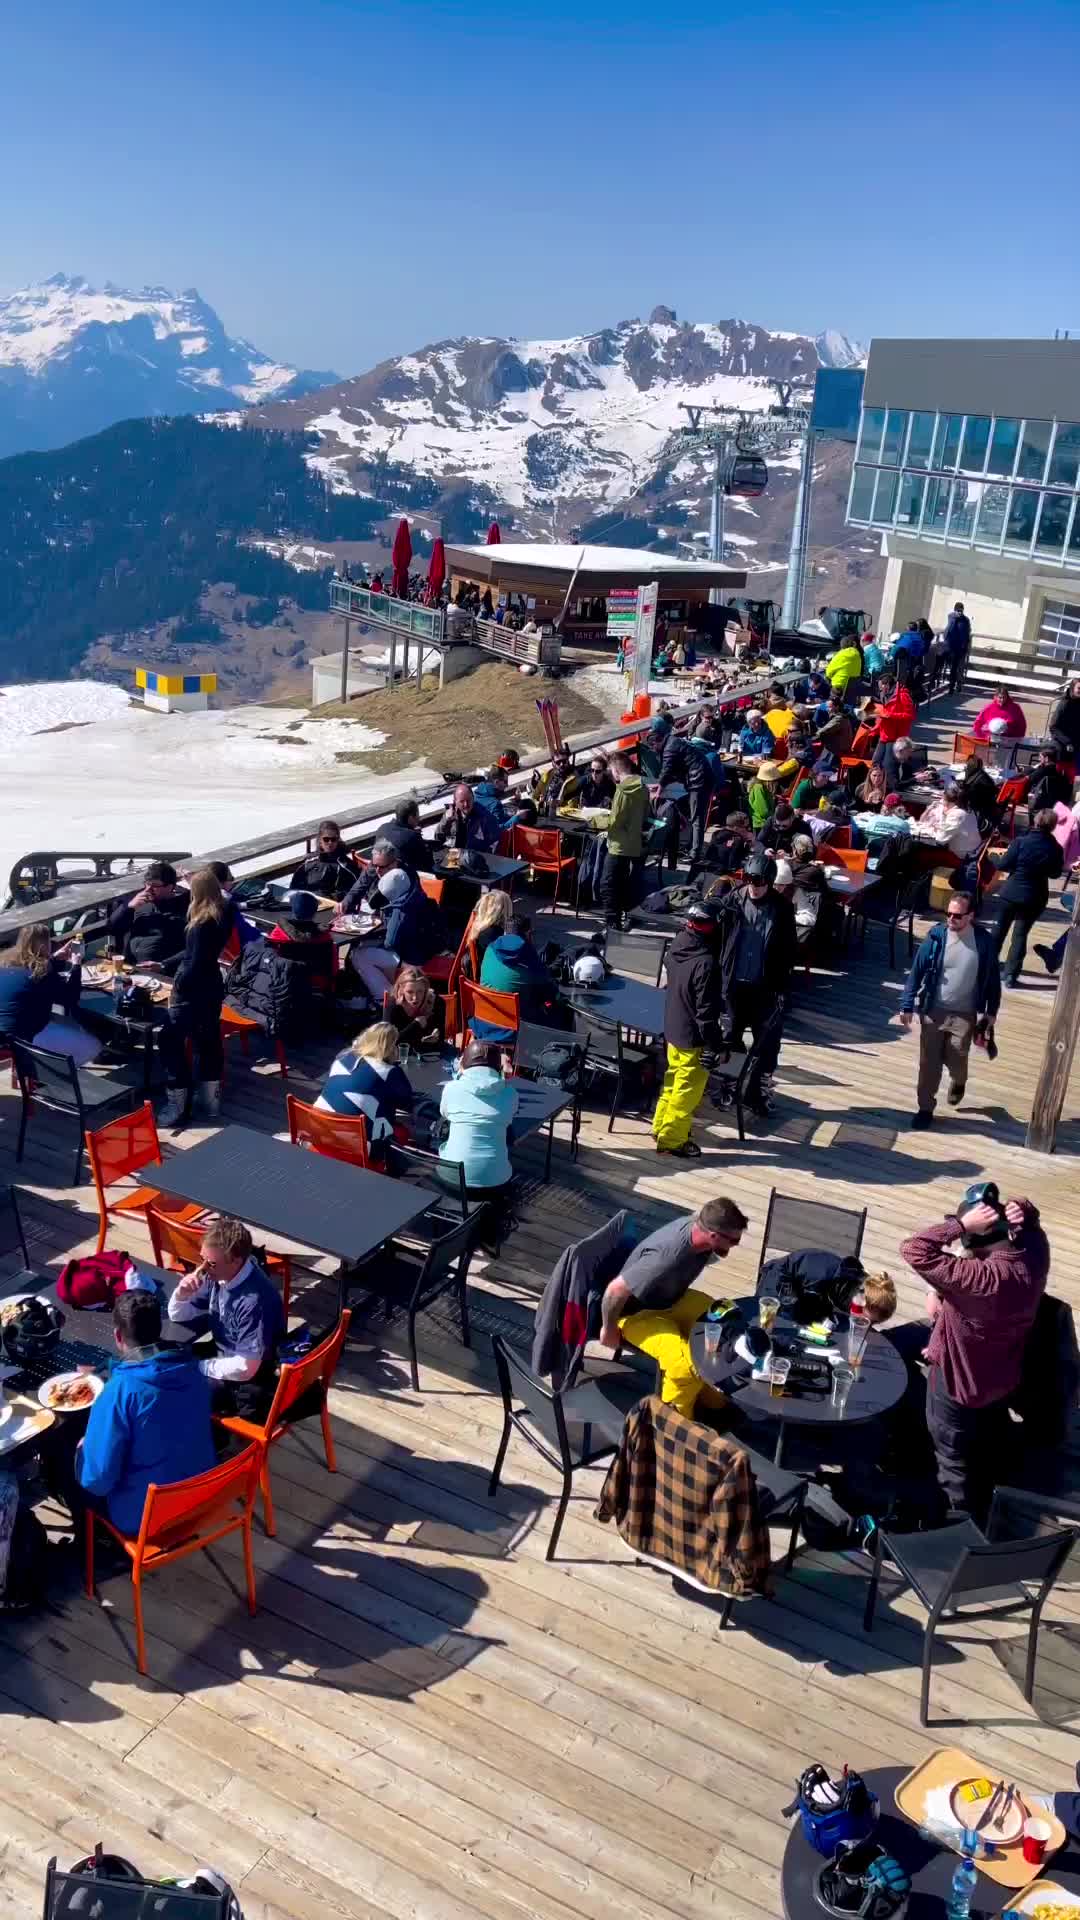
[769,1357,791,1399]
[846,1319,868,1368]
[703,1319,722,1363]
[758,1295,780,1333]
[831,1364,855,1413]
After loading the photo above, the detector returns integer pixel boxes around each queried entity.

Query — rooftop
[445,540,745,586]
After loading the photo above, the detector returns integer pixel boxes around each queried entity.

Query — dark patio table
[691,1310,907,1466]
[429,850,529,890]
[406,1050,572,1180]
[559,972,666,1039]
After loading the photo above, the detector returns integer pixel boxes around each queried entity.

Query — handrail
[0,665,801,940]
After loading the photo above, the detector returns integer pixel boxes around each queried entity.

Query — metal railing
[329,580,445,640]
[0,666,801,942]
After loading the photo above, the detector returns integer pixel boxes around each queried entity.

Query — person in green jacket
[597,752,648,928]
[825,643,863,695]
[747,760,784,831]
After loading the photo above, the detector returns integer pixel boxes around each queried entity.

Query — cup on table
[703,1317,722,1363]
[398,1042,412,1068]
[769,1356,791,1399]
[831,1364,855,1412]
[1022,1817,1051,1867]
[758,1295,780,1334]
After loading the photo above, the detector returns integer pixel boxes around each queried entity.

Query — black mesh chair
[707,1003,787,1143]
[0,1183,34,1288]
[753,1185,867,1283]
[570,1007,656,1133]
[12,1041,141,1186]
[602,929,670,988]
[347,1209,481,1393]
[488,1334,648,1559]
[862,1489,1079,1725]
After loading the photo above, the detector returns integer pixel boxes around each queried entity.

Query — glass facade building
[847,407,1080,568]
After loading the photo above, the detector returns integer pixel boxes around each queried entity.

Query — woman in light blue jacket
[438,1040,518,1196]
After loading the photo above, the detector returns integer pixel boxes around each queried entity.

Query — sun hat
[755,761,785,784]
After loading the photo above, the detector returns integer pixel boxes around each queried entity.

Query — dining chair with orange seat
[459,977,520,1048]
[215,1310,352,1536]
[147,1206,293,1320]
[418,873,446,907]
[508,825,577,912]
[86,1442,262,1674]
[85,1101,202,1255]
[220,1004,289,1080]
[850,723,878,758]
[286,1093,371,1170]
[994,774,1029,844]
[952,732,982,761]
[441,906,480,1042]
[819,845,869,873]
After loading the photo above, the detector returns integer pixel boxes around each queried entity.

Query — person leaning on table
[898,889,1000,1129]
[596,1198,748,1420]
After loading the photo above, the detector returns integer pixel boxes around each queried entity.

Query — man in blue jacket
[78,1288,216,1536]
[898,890,1000,1128]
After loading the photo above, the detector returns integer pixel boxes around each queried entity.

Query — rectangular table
[430,850,529,892]
[151,1125,432,1308]
[558,971,666,1039]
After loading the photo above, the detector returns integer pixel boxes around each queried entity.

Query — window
[939,416,964,470]
[986,418,1021,478]
[1035,492,1072,557]
[948,480,980,541]
[857,409,885,463]
[872,470,899,523]
[881,410,909,466]
[1048,423,1080,490]
[896,473,926,528]
[922,477,951,537]
[906,412,936,468]
[848,464,877,522]
[1004,489,1039,552]
[1069,509,1080,562]
[959,416,991,473]
[1017,419,1053,483]
[1037,598,1080,669]
[975,484,1009,547]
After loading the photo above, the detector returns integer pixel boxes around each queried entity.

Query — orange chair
[508,825,577,912]
[147,1205,293,1320]
[850,724,878,758]
[220,1004,288,1080]
[441,906,480,1043]
[418,873,446,906]
[952,732,982,761]
[85,1101,201,1255]
[216,1311,352,1536]
[286,1093,370,1170]
[86,1443,261,1674]
[994,774,1029,843]
[459,977,520,1048]
[819,845,869,873]
[840,755,871,787]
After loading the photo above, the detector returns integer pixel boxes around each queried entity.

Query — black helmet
[744,853,777,884]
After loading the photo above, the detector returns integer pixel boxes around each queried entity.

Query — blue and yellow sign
[135,668,218,695]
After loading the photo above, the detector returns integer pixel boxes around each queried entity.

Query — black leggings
[159,998,224,1088]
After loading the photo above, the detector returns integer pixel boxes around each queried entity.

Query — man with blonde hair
[167,1215,285,1416]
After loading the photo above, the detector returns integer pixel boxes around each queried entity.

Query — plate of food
[948,1778,1025,1847]
[38,1371,103,1413]
[0,1294,36,1329]
[1013,1883,1080,1918]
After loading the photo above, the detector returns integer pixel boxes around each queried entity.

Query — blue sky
[4,0,1078,375]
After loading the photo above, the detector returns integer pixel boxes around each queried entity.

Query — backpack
[57,1249,135,1310]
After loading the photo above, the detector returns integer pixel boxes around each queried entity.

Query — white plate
[0,1403,10,1429]
[1012,1885,1080,1916]
[38,1370,104,1413]
[0,1293,35,1326]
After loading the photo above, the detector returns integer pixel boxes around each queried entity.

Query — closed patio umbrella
[391,517,413,598]
[486,521,502,546]
[426,537,446,604]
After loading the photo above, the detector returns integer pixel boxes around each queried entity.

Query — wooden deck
[2,690,1080,1920]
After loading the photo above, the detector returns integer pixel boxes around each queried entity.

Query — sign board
[632,581,659,699]
[606,587,638,637]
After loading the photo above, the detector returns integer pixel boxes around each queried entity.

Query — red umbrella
[486,520,502,546]
[426,536,446,604]
[391,516,413,597]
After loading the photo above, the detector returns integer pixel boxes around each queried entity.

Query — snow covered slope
[0,274,339,457]
[252,304,864,527]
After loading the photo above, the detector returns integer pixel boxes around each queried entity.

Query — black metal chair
[707,1002,787,1143]
[346,1209,481,1393]
[862,1491,1079,1725]
[488,1334,648,1560]
[12,1041,141,1186]
[570,1007,656,1134]
[602,929,670,988]
[752,1185,867,1284]
[716,1451,809,1626]
[0,1183,35,1288]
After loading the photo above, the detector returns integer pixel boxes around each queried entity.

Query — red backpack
[56,1250,134,1310]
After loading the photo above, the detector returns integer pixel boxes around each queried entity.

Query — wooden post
[1027,888,1080,1152]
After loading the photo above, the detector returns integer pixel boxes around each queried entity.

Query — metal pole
[339,616,349,705]
[709,440,727,606]
[781,428,816,630]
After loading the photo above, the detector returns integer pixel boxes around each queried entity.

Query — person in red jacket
[973,684,1027,740]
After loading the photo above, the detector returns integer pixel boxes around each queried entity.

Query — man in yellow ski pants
[597,1199,748,1417]
[651,902,724,1160]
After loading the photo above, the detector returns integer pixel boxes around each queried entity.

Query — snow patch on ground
[0,681,439,887]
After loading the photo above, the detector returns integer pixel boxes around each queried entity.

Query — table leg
[773,1424,786,1467]
[544,1115,554,1183]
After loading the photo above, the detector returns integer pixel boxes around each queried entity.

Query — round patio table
[780,1764,1080,1919]
[690,1310,908,1466]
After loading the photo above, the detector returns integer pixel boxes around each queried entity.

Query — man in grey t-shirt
[598,1197,748,1416]
[898,890,1000,1127]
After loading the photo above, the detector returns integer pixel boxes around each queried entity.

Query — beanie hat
[378,868,412,903]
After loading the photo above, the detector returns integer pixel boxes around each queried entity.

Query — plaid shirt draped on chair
[595,1396,771,1597]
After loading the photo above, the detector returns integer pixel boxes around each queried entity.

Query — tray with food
[38,1371,104,1413]
[0,1394,55,1455]
[895,1750,1066,1890]
[1012,1881,1080,1918]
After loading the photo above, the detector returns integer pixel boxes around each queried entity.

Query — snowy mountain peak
[0,274,339,459]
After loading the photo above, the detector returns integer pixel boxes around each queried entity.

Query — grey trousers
[916,1011,975,1113]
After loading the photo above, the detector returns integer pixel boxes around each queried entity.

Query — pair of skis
[535,696,562,757]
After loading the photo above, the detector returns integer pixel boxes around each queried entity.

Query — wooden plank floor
[2,689,1080,1919]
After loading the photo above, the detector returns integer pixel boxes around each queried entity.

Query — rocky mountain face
[250,304,874,606]
[0,274,338,457]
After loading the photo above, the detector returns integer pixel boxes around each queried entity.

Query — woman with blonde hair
[0,923,82,1045]
[316,1018,414,1153]
[388,965,441,1049]
[462,888,513,980]
[158,866,230,1127]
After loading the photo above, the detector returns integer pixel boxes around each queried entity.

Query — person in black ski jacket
[650,904,726,1159]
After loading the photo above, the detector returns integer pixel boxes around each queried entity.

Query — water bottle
[947,1854,977,1920]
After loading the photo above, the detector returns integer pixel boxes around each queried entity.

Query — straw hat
[755,761,785,784]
